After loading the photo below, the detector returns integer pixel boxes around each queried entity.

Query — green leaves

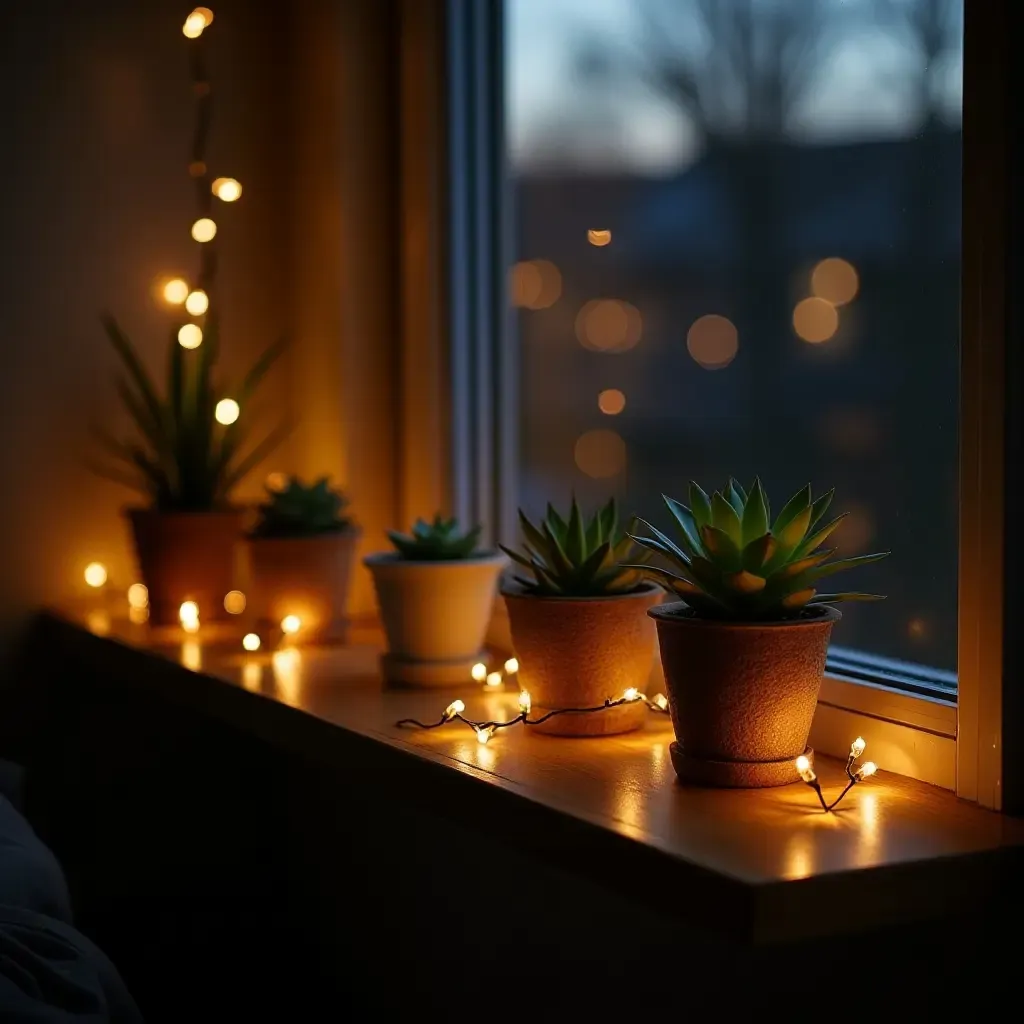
[390,513,483,560]
[629,481,890,622]
[504,497,644,596]
[252,475,352,538]
[93,313,286,511]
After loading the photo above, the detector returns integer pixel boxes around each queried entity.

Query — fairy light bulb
[851,736,866,758]
[191,218,217,242]
[215,398,240,425]
[518,690,532,714]
[281,614,301,635]
[242,633,261,652]
[504,657,519,674]
[476,725,494,745]
[471,662,488,682]
[212,177,242,202]
[184,289,209,315]
[444,700,465,720]
[178,324,203,349]
[485,671,503,688]
[182,11,206,37]
[223,590,246,614]
[127,583,149,608]
[858,761,878,779]
[84,562,107,588]
[652,693,668,710]
[795,754,817,783]
[163,279,189,304]
[623,687,639,702]
[179,600,199,623]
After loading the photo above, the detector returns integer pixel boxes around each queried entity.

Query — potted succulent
[90,314,285,625]
[247,476,360,644]
[365,516,505,686]
[500,498,661,737]
[632,479,888,787]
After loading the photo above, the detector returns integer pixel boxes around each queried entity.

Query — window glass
[506,0,962,673]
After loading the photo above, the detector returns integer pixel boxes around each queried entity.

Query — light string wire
[795,738,877,811]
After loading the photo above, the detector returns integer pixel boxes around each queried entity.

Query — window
[504,0,963,683]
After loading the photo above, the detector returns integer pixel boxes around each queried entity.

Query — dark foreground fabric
[1,789,143,1023]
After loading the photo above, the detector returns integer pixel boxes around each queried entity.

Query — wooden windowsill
[29,608,1024,944]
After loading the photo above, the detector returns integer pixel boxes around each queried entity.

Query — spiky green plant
[251,476,351,538]
[89,313,287,511]
[388,515,483,560]
[500,497,645,596]
[629,479,888,619]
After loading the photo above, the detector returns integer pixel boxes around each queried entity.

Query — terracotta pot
[365,552,507,686]
[127,508,245,626]
[649,602,840,788]
[502,583,662,737]
[247,528,361,644]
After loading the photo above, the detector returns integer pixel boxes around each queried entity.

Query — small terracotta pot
[127,508,245,626]
[247,528,361,644]
[502,583,662,737]
[649,602,840,787]
[365,552,507,686]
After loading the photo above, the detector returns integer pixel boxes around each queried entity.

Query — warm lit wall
[0,1,289,648]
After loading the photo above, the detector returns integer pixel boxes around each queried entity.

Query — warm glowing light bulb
[652,693,668,710]
[212,177,242,202]
[215,398,240,425]
[281,614,301,635]
[179,600,199,623]
[242,633,261,652]
[504,657,519,674]
[444,699,465,720]
[518,690,532,714]
[182,12,206,38]
[471,662,488,682]
[485,671,503,688]
[178,324,203,349]
[795,754,817,783]
[224,590,246,614]
[84,562,108,588]
[476,726,494,745]
[191,218,217,242]
[163,278,189,304]
[182,618,200,634]
[851,736,866,758]
[127,583,149,608]
[859,761,878,779]
[623,687,639,702]
[184,289,209,315]
[128,605,149,625]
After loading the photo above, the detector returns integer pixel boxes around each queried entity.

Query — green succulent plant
[387,515,483,560]
[629,479,889,620]
[89,313,287,511]
[500,497,645,596]
[252,476,351,538]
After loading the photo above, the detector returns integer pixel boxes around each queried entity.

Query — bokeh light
[84,562,107,588]
[212,177,242,202]
[281,614,301,635]
[510,259,561,310]
[162,279,189,304]
[178,324,203,349]
[265,472,288,492]
[224,590,246,614]
[184,289,209,315]
[243,633,261,652]
[182,12,206,38]
[587,229,612,246]
[215,399,240,425]
[811,257,859,306]
[575,299,642,352]
[127,583,149,608]
[793,297,839,343]
[834,504,875,555]
[179,600,199,624]
[597,388,626,415]
[686,314,739,369]
[129,605,149,625]
[191,218,217,243]
[574,429,626,478]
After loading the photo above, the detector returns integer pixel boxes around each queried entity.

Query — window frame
[435,0,1012,803]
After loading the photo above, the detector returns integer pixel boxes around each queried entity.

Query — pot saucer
[670,742,813,788]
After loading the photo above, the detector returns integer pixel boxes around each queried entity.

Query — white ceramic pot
[364,551,507,686]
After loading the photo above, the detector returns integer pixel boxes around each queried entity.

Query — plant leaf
[741,478,769,546]
[805,551,890,582]
[710,491,743,547]
[773,484,811,534]
[811,592,887,604]
[699,525,741,569]
[631,518,691,563]
[808,488,835,531]
[742,532,777,571]
[797,513,850,556]
[664,495,703,554]
[688,482,712,531]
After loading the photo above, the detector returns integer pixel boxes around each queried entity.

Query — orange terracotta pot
[127,508,244,626]
[247,529,361,644]
[501,583,662,737]
[649,602,840,787]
